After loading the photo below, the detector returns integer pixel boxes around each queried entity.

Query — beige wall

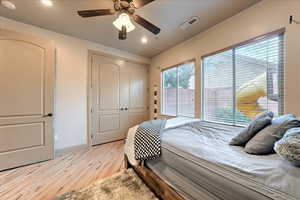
[0,17,150,150]
[150,0,300,119]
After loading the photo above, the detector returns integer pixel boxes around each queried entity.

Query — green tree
[179,65,194,88]
[216,107,251,125]
[163,64,194,89]
[163,68,177,88]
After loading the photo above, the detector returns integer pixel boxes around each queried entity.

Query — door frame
[87,50,149,147]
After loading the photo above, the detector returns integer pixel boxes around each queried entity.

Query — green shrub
[216,107,251,125]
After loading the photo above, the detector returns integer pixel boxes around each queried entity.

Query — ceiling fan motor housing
[114,0,135,14]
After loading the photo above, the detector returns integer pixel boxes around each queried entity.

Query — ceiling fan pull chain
[119,25,127,40]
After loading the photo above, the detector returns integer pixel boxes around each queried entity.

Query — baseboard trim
[55,144,88,158]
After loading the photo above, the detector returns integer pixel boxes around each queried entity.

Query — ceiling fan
[77,0,161,40]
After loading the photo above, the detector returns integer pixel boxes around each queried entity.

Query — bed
[125,118,300,200]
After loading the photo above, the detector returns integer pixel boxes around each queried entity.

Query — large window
[162,61,195,117]
[202,31,284,125]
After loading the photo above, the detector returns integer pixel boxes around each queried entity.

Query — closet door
[91,55,126,145]
[127,63,149,127]
[90,55,149,145]
[0,29,54,171]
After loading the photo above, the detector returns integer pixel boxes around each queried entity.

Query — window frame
[201,28,285,126]
[161,59,196,117]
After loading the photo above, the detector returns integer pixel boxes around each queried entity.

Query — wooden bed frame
[124,155,185,200]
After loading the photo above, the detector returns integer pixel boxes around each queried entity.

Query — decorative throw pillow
[245,114,300,155]
[229,111,274,146]
[274,127,300,167]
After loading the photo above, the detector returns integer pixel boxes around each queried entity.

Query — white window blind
[162,61,195,117]
[202,32,284,125]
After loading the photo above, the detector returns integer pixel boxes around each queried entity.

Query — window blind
[162,61,195,117]
[202,33,284,125]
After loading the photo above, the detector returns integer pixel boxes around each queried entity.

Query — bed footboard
[124,155,185,200]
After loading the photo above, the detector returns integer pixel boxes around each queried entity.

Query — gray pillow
[245,114,300,155]
[230,111,274,146]
[274,127,300,167]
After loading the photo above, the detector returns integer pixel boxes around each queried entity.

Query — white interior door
[91,55,125,145]
[0,29,55,171]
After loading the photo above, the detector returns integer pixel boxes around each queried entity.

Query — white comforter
[124,117,200,166]
[126,118,300,200]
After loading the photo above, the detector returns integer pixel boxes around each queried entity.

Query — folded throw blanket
[134,118,167,161]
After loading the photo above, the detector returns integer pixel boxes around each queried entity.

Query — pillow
[229,111,274,146]
[245,114,300,155]
[274,127,300,167]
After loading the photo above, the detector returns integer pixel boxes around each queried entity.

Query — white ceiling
[0,0,261,58]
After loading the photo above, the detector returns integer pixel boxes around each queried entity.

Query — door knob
[43,113,53,117]
[125,108,128,111]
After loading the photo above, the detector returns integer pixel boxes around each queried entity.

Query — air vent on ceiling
[179,16,199,30]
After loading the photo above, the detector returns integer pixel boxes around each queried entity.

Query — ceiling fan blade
[133,0,155,8]
[78,9,115,18]
[133,15,161,35]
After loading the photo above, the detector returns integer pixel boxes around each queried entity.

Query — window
[202,31,284,125]
[162,61,195,117]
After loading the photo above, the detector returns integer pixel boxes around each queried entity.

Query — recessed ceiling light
[41,0,53,7]
[117,60,125,65]
[1,0,16,10]
[141,37,148,44]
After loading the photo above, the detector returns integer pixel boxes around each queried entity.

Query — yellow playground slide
[236,73,267,119]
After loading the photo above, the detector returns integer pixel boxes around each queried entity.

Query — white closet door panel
[128,112,148,128]
[99,114,120,132]
[129,67,147,110]
[98,59,120,111]
[120,65,130,132]
[91,55,123,145]
[128,64,149,127]
[120,65,130,109]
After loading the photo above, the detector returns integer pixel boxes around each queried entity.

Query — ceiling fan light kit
[113,13,136,32]
[77,0,161,40]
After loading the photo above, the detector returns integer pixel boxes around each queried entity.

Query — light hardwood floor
[0,141,125,200]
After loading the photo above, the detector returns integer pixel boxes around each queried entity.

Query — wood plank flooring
[0,141,125,200]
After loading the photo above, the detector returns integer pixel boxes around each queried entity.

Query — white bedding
[125,118,300,200]
[148,120,300,200]
[124,117,199,166]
